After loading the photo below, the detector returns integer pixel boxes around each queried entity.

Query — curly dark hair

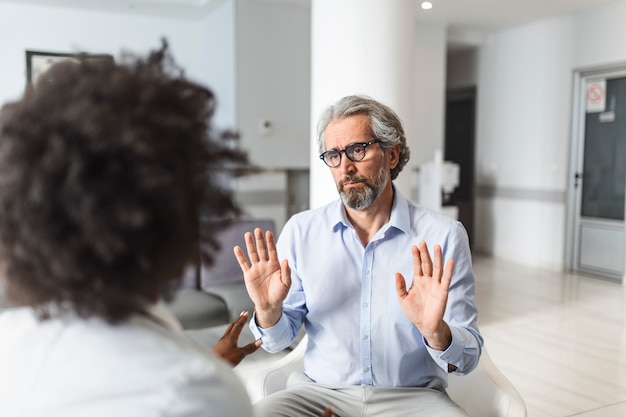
[0,41,247,323]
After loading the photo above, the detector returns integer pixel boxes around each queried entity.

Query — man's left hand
[394,240,454,351]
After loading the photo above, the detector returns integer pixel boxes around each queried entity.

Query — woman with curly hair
[0,42,254,416]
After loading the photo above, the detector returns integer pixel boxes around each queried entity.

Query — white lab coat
[0,304,253,417]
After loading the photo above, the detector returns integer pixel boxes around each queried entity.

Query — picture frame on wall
[25,50,113,85]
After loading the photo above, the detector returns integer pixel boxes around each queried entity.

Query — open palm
[395,241,454,347]
[233,228,291,327]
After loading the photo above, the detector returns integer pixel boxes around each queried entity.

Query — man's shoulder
[286,199,342,228]
[405,201,465,235]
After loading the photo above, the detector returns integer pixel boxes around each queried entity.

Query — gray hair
[316,95,410,180]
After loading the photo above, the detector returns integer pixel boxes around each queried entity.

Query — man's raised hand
[394,241,454,351]
[233,228,291,328]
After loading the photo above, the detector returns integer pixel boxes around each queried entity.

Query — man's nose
[338,154,356,174]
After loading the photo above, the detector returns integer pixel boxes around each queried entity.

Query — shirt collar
[388,188,411,235]
[330,186,411,235]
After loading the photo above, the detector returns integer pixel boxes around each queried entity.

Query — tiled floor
[473,256,626,417]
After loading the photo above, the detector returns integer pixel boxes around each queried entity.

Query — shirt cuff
[248,311,292,353]
[424,326,465,371]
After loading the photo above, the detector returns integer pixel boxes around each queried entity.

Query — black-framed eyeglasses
[319,140,381,168]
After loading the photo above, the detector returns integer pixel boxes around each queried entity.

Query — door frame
[566,63,626,279]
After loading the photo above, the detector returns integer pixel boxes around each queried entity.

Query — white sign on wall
[586,80,606,113]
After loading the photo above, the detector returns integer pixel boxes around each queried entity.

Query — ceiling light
[421,2,433,10]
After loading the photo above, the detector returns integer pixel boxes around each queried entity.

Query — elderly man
[235,95,483,417]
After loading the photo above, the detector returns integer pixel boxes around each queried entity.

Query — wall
[409,21,448,204]
[236,0,310,169]
[575,0,626,68]
[474,16,575,270]
[412,22,447,171]
[473,1,626,270]
[197,0,237,129]
[234,0,311,230]
[0,0,307,234]
[0,3,216,107]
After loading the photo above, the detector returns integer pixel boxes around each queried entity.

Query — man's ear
[388,144,400,170]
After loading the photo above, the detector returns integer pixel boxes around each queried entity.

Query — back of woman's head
[0,41,247,323]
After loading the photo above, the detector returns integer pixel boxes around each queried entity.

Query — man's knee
[254,390,328,417]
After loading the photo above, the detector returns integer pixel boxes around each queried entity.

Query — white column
[309,0,416,208]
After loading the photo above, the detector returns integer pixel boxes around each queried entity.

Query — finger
[266,230,279,262]
[432,244,443,283]
[321,407,335,417]
[394,273,408,299]
[441,258,454,291]
[254,228,269,261]
[281,259,292,288]
[221,318,237,337]
[418,241,433,277]
[229,311,249,337]
[240,339,263,356]
[411,245,422,277]
[233,246,250,271]
[244,231,260,263]
[223,311,248,336]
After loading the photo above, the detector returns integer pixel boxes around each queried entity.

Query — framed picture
[25,50,113,85]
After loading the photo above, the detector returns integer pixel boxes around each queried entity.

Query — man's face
[323,115,397,210]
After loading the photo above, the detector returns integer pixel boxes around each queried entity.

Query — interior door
[571,69,626,280]
[445,87,476,246]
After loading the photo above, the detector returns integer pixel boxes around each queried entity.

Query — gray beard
[339,169,389,210]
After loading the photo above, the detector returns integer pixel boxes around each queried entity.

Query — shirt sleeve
[249,311,297,353]
[248,216,307,353]
[425,221,483,374]
[424,326,481,374]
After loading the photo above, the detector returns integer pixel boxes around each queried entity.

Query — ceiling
[0,0,621,34]
[414,0,619,31]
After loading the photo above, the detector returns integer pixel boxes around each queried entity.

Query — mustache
[339,176,368,188]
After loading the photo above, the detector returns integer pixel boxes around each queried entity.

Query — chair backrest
[447,348,527,417]
[199,218,275,288]
[245,336,527,417]
[245,334,308,404]
[180,218,276,290]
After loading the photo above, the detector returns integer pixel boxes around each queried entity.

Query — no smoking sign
[586,80,606,113]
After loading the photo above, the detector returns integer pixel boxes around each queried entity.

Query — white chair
[244,335,527,417]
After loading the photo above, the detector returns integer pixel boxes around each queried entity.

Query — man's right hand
[233,228,291,328]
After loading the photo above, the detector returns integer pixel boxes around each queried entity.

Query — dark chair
[167,218,276,329]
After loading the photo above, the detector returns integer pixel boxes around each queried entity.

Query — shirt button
[363,335,369,340]
[365,269,371,275]
[363,302,369,308]
[364,367,370,373]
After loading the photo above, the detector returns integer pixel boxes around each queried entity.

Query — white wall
[411,22,447,204]
[474,16,576,270]
[0,0,307,233]
[474,0,626,270]
[197,0,237,129]
[0,3,213,108]
[575,0,626,68]
[233,0,311,230]
[236,0,310,169]
[412,22,447,170]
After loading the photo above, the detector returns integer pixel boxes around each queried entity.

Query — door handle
[574,172,583,189]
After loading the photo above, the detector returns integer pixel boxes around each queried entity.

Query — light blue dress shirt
[250,190,483,388]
